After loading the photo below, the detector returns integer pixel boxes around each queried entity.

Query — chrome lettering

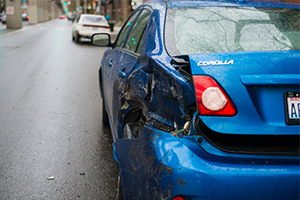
[197,60,234,66]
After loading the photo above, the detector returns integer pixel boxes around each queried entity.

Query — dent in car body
[98,0,300,199]
[112,1,196,136]
[115,125,300,200]
[105,2,198,198]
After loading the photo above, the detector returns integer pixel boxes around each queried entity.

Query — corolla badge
[197,60,234,66]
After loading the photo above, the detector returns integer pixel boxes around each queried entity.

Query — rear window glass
[165,7,300,56]
[82,16,107,23]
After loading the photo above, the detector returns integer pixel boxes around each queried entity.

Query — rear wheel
[122,122,141,139]
[75,32,80,43]
[115,175,123,200]
[122,108,144,139]
[102,100,109,125]
[114,113,144,199]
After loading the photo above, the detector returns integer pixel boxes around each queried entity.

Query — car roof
[156,0,300,9]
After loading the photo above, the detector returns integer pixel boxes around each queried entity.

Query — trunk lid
[189,50,300,135]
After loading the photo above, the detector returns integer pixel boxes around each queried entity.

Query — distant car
[72,14,110,43]
[1,14,6,24]
[0,13,4,22]
[59,15,67,19]
[67,12,76,22]
[91,0,300,199]
[21,13,29,21]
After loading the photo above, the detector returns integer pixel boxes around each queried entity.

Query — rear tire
[115,175,123,200]
[75,32,80,43]
[102,100,109,125]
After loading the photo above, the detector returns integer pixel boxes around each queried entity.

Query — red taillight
[193,75,237,116]
[172,196,184,200]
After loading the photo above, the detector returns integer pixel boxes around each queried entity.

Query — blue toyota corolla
[92,0,300,199]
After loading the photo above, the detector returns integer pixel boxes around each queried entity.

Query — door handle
[118,70,126,78]
[108,60,113,67]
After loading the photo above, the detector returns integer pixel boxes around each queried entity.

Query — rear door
[102,8,151,139]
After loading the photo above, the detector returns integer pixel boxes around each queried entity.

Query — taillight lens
[172,196,184,200]
[193,75,237,116]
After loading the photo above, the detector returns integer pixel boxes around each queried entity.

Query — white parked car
[72,14,110,43]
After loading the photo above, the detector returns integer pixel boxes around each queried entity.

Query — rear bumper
[194,116,300,156]
[115,126,300,200]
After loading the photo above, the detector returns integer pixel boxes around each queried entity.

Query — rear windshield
[165,7,300,56]
[82,16,107,24]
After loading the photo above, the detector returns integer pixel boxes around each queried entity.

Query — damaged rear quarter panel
[115,126,198,200]
[115,124,226,200]
[115,125,300,200]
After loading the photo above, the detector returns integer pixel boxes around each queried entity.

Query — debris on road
[47,176,55,180]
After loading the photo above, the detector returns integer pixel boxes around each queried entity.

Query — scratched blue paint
[116,126,299,200]
[94,0,300,199]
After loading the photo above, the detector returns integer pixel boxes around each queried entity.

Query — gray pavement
[0,18,119,199]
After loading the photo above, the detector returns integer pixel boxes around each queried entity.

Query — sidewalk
[110,25,121,35]
[0,21,28,36]
[0,24,24,37]
[109,25,121,41]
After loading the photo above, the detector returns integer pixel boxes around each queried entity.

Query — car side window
[115,11,140,48]
[124,9,150,53]
[136,31,146,54]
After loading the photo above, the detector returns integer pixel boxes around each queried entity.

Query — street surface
[0,19,119,199]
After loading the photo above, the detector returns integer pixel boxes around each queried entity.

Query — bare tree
[89,0,94,14]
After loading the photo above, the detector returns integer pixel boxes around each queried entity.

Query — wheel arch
[118,105,145,139]
[98,67,104,98]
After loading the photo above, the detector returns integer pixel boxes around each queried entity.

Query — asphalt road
[0,19,119,199]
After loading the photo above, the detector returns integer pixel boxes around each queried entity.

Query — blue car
[92,0,300,199]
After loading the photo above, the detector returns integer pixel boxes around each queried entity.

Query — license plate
[93,27,98,30]
[284,92,300,125]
